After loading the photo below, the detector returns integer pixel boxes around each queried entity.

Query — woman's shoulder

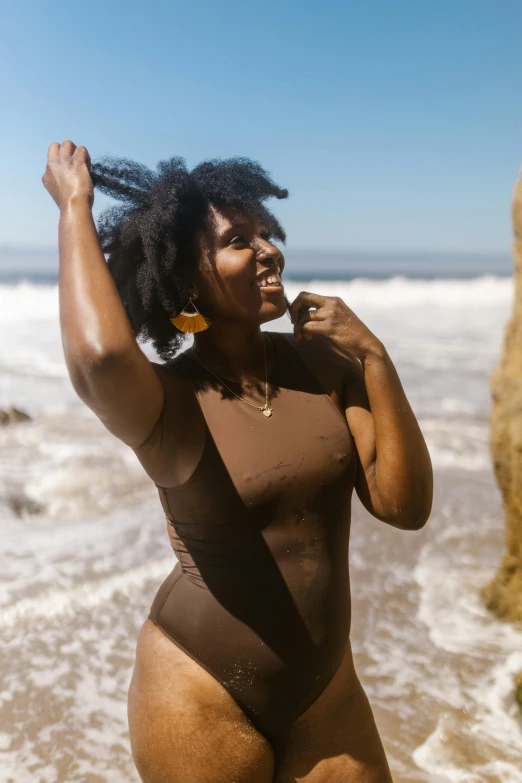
[273,331,362,396]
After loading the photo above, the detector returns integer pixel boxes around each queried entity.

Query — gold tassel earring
[169,295,212,333]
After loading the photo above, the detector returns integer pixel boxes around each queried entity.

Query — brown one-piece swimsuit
[148,331,357,742]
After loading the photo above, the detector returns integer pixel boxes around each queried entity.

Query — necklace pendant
[262,406,273,418]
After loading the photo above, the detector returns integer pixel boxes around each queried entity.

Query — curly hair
[90,155,289,362]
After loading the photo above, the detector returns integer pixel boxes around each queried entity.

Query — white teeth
[256,273,281,287]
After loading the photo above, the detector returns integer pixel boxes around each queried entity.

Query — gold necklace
[189,333,274,417]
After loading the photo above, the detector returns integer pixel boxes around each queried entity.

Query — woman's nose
[256,237,281,260]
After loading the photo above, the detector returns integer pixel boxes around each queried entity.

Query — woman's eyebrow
[219,221,252,239]
[218,220,269,242]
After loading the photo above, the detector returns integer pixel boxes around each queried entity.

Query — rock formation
[0,406,31,425]
[481,168,522,705]
[7,491,44,517]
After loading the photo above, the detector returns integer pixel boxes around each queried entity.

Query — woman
[42,140,433,783]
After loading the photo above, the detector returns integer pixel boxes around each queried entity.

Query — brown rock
[480,167,522,709]
[0,407,32,425]
[8,407,32,424]
[7,491,44,517]
[516,671,522,709]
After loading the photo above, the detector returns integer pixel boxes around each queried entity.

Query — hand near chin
[288,291,383,361]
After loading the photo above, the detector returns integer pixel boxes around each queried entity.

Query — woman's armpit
[132,361,205,487]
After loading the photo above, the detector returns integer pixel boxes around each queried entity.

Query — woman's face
[193,204,289,326]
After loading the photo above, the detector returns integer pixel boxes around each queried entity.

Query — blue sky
[1,0,521,253]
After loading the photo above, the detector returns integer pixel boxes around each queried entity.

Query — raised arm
[42,140,164,448]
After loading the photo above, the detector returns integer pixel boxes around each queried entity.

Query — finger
[295,308,327,337]
[289,291,326,323]
[289,291,322,322]
[294,309,324,340]
[295,318,327,341]
[293,304,327,337]
[59,139,76,157]
[47,142,60,158]
[74,145,91,170]
[296,307,323,329]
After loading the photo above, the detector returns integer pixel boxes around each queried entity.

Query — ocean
[1,250,521,782]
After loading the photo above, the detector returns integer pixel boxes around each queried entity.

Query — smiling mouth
[254,272,283,289]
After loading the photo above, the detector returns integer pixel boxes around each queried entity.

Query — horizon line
[0,243,513,259]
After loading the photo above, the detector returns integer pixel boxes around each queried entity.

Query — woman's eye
[231,236,246,245]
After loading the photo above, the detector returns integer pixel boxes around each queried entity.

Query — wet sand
[2,466,521,781]
[351,468,522,782]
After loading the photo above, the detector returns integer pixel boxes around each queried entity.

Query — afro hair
[90,155,289,362]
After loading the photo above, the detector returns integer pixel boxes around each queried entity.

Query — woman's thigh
[128,619,275,783]
[272,641,394,783]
